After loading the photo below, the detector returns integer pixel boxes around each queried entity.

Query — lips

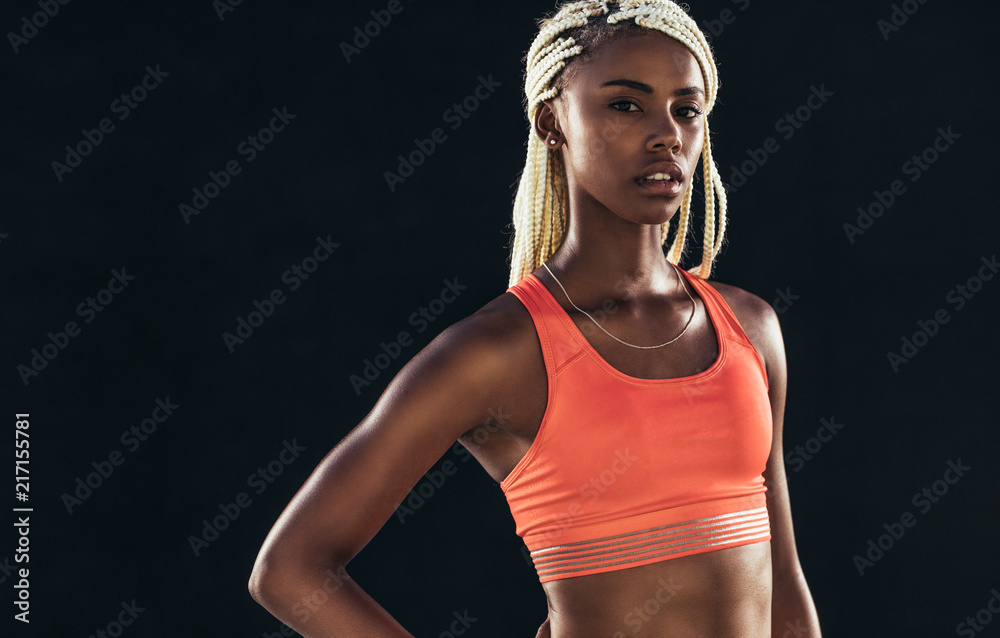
[636,162,684,196]
[637,177,683,196]
[637,162,684,184]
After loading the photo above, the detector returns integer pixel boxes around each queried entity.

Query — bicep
[255,318,509,571]
[758,306,803,578]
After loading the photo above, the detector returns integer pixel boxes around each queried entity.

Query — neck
[546,205,682,304]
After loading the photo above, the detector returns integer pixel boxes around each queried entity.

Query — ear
[533,99,563,148]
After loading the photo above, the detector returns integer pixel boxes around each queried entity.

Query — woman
[249,1,822,635]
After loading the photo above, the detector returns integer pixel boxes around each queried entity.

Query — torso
[454,267,773,637]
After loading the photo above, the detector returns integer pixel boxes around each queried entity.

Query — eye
[676,105,705,119]
[609,99,641,113]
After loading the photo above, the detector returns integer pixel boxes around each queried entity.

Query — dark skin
[249,32,821,637]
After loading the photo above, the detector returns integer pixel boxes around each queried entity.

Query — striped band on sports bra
[529,506,771,579]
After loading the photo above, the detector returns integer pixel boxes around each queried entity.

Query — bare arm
[248,308,520,636]
[755,302,823,638]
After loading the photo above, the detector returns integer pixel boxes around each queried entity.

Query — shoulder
[355,285,544,446]
[409,285,542,391]
[703,278,785,381]
[436,286,537,356]
[703,279,776,335]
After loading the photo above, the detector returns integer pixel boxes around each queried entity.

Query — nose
[645,109,682,153]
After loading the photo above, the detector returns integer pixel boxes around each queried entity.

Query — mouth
[637,171,684,197]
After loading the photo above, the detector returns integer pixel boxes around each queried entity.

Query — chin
[628,205,680,228]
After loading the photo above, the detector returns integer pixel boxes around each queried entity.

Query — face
[536,31,707,227]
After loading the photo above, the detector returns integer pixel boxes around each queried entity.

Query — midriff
[541,540,772,637]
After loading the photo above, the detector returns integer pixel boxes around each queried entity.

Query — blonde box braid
[508,0,728,287]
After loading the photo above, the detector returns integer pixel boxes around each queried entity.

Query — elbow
[249,535,354,609]
[249,528,297,607]
[248,560,272,606]
[248,548,285,607]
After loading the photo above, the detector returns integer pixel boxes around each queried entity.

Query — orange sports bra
[502,266,773,583]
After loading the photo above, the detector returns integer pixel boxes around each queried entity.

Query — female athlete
[250,1,823,635]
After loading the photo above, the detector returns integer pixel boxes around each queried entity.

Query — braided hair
[508,0,727,287]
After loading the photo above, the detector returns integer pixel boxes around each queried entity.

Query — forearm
[250,562,414,638]
[771,568,821,638]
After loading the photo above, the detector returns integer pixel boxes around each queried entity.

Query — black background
[3,0,999,636]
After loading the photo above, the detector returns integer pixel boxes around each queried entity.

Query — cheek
[563,102,631,159]
[596,110,633,146]
[565,114,636,176]
[564,142,614,193]
[579,136,610,170]
[686,126,706,158]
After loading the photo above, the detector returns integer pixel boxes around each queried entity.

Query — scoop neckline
[526,266,726,385]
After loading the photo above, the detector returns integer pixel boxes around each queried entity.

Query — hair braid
[508,0,728,287]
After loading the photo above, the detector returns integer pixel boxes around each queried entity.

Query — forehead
[564,31,704,92]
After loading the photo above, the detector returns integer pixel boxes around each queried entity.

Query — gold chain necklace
[541,261,696,350]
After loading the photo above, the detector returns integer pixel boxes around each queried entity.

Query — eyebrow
[598,79,704,97]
